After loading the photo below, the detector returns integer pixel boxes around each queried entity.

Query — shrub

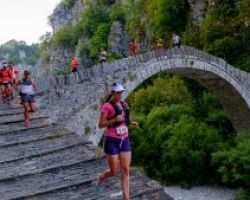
[90,23,110,60]
[212,131,250,187]
[109,5,126,23]
[52,25,79,47]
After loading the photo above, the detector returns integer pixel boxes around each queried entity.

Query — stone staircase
[0,105,171,200]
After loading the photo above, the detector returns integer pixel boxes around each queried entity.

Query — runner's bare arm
[98,112,119,128]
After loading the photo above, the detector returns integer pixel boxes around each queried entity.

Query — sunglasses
[114,91,123,94]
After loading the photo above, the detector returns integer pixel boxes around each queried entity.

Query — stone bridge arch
[39,46,250,145]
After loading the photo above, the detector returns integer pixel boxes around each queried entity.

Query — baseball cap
[111,81,125,92]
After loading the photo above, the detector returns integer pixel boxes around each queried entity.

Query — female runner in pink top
[97,81,139,200]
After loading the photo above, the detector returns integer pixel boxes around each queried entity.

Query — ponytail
[105,93,112,103]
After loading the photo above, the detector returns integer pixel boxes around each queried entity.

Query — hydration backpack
[107,101,130,128]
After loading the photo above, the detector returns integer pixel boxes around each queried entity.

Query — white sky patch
[0,0,61,45]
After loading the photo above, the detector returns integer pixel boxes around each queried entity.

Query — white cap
[111,82,125,92]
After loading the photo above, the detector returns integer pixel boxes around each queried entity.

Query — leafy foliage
[90,23,110,59]
[212,131,250,186]
[128,75,235,185]
[0,40,39,65]
[52,25,79,47]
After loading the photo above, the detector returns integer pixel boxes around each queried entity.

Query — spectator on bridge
[129,40,138,56]
[71,57,79,73]
[96,81,139,200]
[99,48,108,64]
[172,33,181,48]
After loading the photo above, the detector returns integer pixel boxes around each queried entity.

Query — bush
[159,116,224,184]
[128,74,235,186]
[90,23,110,60]
[235,188,250,200]
[212,131,250,187]
[77,1,109,37]
[109,5,126,24]
[132,76,191,114]
[52,25,79,47]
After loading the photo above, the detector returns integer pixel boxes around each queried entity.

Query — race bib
[116,126,128,135]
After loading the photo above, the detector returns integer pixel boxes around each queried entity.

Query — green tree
[90,23,110,59]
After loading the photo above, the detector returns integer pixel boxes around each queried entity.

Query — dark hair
[105,94,112,103]
[24,70,30,76]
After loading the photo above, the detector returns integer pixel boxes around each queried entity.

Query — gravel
[164,185,236,200]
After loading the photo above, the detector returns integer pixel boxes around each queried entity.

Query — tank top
[20,79,34,95]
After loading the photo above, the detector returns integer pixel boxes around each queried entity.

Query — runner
[0,62,12,103]
[172,33,181,48]
[157,38,164,57]
[129,40,138,56]
[19,71,37,128]
[157,38,163,50]
[71,57,79,73]
[8,62,19,99]
[99,48,108,64]
[8,62,19,85]
[96,81,139,200]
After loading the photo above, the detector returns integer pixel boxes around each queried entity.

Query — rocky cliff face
[49,0,85,32]
[188,0,208,24]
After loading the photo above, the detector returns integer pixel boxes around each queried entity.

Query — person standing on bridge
[172,33,181,48]
[19,71,37,128]
[96,81,139,200]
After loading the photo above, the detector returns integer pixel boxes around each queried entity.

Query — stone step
[0,159,104,200]
[0,144,96,181]
[0,160,165,200]
[0,118,51,134]
[0,112,47,124]
[0,126,72,147]
[0,115,48,125]
[0,108,23,116]
[0,133,86,163]
[26,174,166,200]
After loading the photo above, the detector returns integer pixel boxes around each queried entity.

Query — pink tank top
[101,102,129,138]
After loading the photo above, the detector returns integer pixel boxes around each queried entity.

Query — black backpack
[107,101,130,128]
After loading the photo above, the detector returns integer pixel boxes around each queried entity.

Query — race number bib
[116,126,128,135]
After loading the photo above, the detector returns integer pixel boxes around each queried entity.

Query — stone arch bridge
[38,46,250,145]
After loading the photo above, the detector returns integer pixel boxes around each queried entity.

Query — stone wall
[37,46,250,145]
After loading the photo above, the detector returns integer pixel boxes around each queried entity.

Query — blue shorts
[104,136,131,155]
[20,95,35,103]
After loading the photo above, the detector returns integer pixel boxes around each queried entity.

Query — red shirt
[0,68,11,83]
[9,67,19,81]
[129,43,137,55]
[71,58,79,69]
